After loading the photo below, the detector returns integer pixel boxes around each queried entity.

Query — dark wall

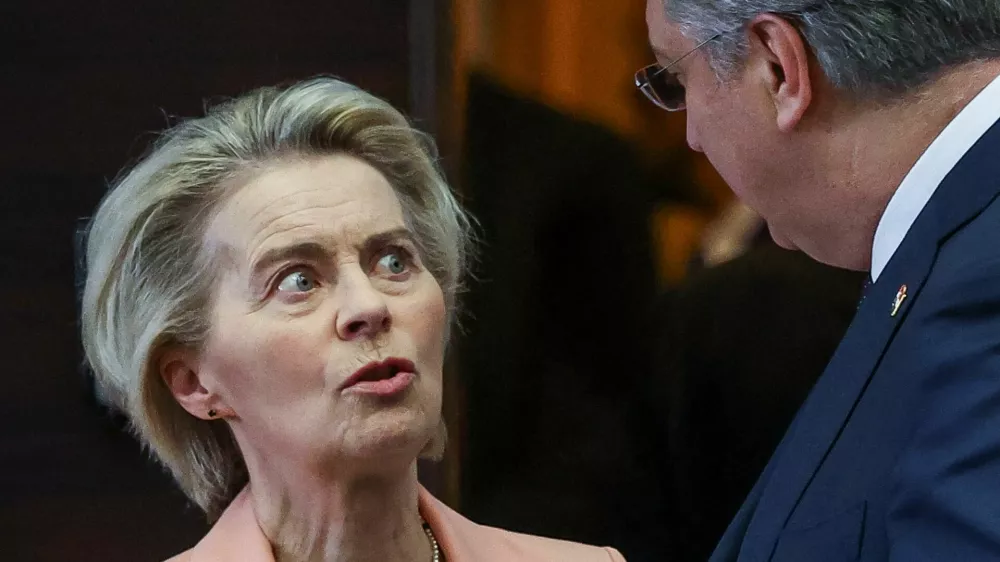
[0,2,439,560]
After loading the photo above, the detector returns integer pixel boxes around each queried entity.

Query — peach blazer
[165,486,626,562]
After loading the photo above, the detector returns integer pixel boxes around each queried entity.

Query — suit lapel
[739,234,936,562]
[739,117,1000,562]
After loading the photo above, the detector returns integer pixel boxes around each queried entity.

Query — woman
[81,77,626,562]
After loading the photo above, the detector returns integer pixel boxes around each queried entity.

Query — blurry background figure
[652,231,865,562]
[458,72,665,559]
[650,178,863,562]
[2,1,861,561]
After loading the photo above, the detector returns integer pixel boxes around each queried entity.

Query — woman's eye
[276,270,317,293]
[376,251,410,277]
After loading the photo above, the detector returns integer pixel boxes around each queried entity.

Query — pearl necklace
[421,517,442,562]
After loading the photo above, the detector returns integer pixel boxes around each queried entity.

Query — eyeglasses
[635,33,722,111]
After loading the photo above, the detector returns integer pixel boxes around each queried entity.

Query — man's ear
[746,13,814,132]
[159,347,226,420]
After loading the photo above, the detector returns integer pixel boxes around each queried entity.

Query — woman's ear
[159,347,227,420]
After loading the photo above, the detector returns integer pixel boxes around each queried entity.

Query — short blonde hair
[81,77,473,519]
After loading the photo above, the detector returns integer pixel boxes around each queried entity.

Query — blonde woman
[81,77,625,562]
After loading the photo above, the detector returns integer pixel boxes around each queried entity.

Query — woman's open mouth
[339,358,416,397]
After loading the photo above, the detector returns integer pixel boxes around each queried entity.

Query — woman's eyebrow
[249,227,416,278]
[250,241,333,279]
[362,227,417,253]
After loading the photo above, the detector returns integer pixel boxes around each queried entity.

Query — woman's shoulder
[159,488,275,562]
[419,487,625,561]
[480,525,627,562]
[162,550,193,562]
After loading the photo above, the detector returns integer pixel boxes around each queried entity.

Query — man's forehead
[646,0,686,59]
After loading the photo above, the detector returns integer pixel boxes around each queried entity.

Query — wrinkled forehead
[202,154,407,268]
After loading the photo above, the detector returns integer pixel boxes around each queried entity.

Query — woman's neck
[247,461,431,562]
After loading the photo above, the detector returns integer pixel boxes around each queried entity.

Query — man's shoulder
[921,192,1000,299]
[955,185,1000,244]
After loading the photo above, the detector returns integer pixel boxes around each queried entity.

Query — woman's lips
[343,371,416,396]
[339,358,417,397]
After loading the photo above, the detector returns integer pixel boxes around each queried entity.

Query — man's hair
[80,77,474,519]
[663,0,1000,101]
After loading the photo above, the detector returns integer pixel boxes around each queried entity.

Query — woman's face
[192,154,447,474]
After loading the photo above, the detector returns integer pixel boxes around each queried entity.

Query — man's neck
[816,60,1000,270]
[247,460,431,562]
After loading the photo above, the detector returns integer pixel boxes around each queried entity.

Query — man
[639,1,1000,560]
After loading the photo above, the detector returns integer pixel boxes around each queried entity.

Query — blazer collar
[188,487,274,562]
[186,486,463,562]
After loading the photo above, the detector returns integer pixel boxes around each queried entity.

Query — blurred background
[0,1,865,560]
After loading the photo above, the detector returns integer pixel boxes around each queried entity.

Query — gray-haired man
[640,1,1000,560]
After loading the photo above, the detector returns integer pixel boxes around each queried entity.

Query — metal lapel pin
[891,284,908,317]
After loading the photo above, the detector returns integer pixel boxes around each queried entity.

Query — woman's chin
[333,412,435,468]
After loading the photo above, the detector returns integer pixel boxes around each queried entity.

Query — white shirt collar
[870,73,1000,281]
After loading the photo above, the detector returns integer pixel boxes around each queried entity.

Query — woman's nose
[335,272,391,340]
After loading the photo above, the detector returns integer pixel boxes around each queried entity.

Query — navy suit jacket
[710,118,1000,562]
